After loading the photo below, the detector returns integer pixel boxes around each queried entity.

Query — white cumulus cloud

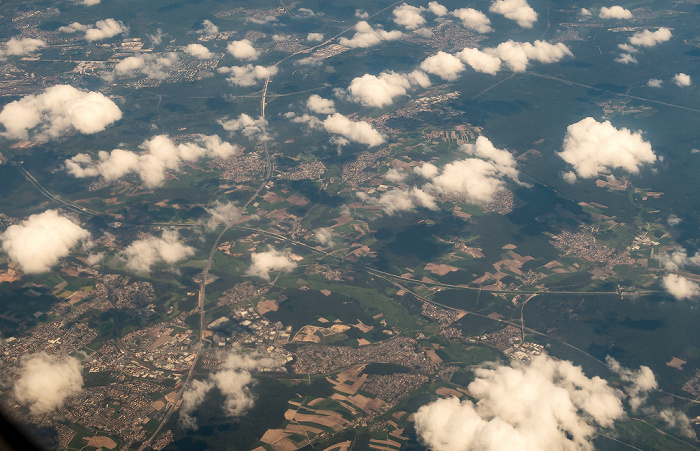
[662,274,700,300]
[414,355,624,451]
[227,39,259,60]
[219,113,270,141]
[322,113,385,147]
[218,64,278,87]
[0,37,46,58]
[674,73,692,87]
[647,78,663,88]
[111,53,179,80]
[60,18,128,41]
[599,6,633,19]
[122,230,195,273]
[307,32,324,42]
[338,21,403,48]
[558,117,655,180]
[66,134,239,187]
[347,71,430,108]
[428,1,448,16]
[485,40,572,72]
[606,356,657,411]
[615,53,637,64]
[306,94,336,114]
[629,27,672,48]
[392,3,426,30]
[489,0,538,28]
[451,8,492,33]
[1,210,90,274]
[205,201,241,230]
[14,353,83,415]
[420,51,465,80]
[198,20,219,35]
[184,43,214,59]
[457,48,502,75]
[315,228,334,247]
[0,85,122,140]
[247,247,297,280]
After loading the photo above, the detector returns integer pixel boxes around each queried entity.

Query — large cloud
[629,28,672,48]
[489,0,538,28]
[247,247,297,280]
[14,353,83,415]
[66,134,239,187]
[347,71,430,108]
[599,6,633,19]
[420,51,466,80]
[418,136,524,203]
[180,348,282,429]
[662,274,700,300]
[338,21,403,48]
[0,37,46,58]
[121,230,195,273]
[1,210,90,274]
[392,4,426,30]
[227,39,259,60]
[451,8,493,33]
[414,355,624,451]
[322,113,385,147]
[558,118,656,181]
[218,64,278,87]
[484,40,572,72]
[658,247,700,272]
[59,18,128,41]
[219,114,270,141]
[0,85,122,140]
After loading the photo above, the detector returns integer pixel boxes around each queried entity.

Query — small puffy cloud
[347,71,430,108]
[376,187,437,215]
[111,52,178,80]
[184,43,214,60]
[0,85,121,140]
[629,27,672,48]
[615,53,637,64]
[227,39,259,60]
[307,32,324,42]
[457,48,502,75]
[338,21,403,48]
[428,1,448,16]
[660,409,697,439]
[180,348,282,429]
[322,113,385,147]
[414,355,624,451]
[315,228,334,246]
[421,136,524,203]
[66,134,239,187]
[618,43,638,53]
[355,9,369,19]
[667,214,681,226]
[674,73,692,87]
[489,0,538,28]
[385,167,407,182]
[658,247,700,272]
[485,40,572,72]
[581,8,592,16]
[599,6,633,19]
[247,247,297,280]
[198,20,218,35]
[122,230,195,273]
[647,78,663,88]
[1,210,90,274]
[662,274,700,300]
[0,37,46,58]
[451,8,492,33]
[420,51,465,80]
[82,0,101,5]
[606,356,657,410]
[60,18,128,41]
[205,201,240,230]
[14,353,83,415]
[392,3,426,30]
[219,113,270,141]
[218,64,278,87]
[306,94,335,114]
[558,117,655,180]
